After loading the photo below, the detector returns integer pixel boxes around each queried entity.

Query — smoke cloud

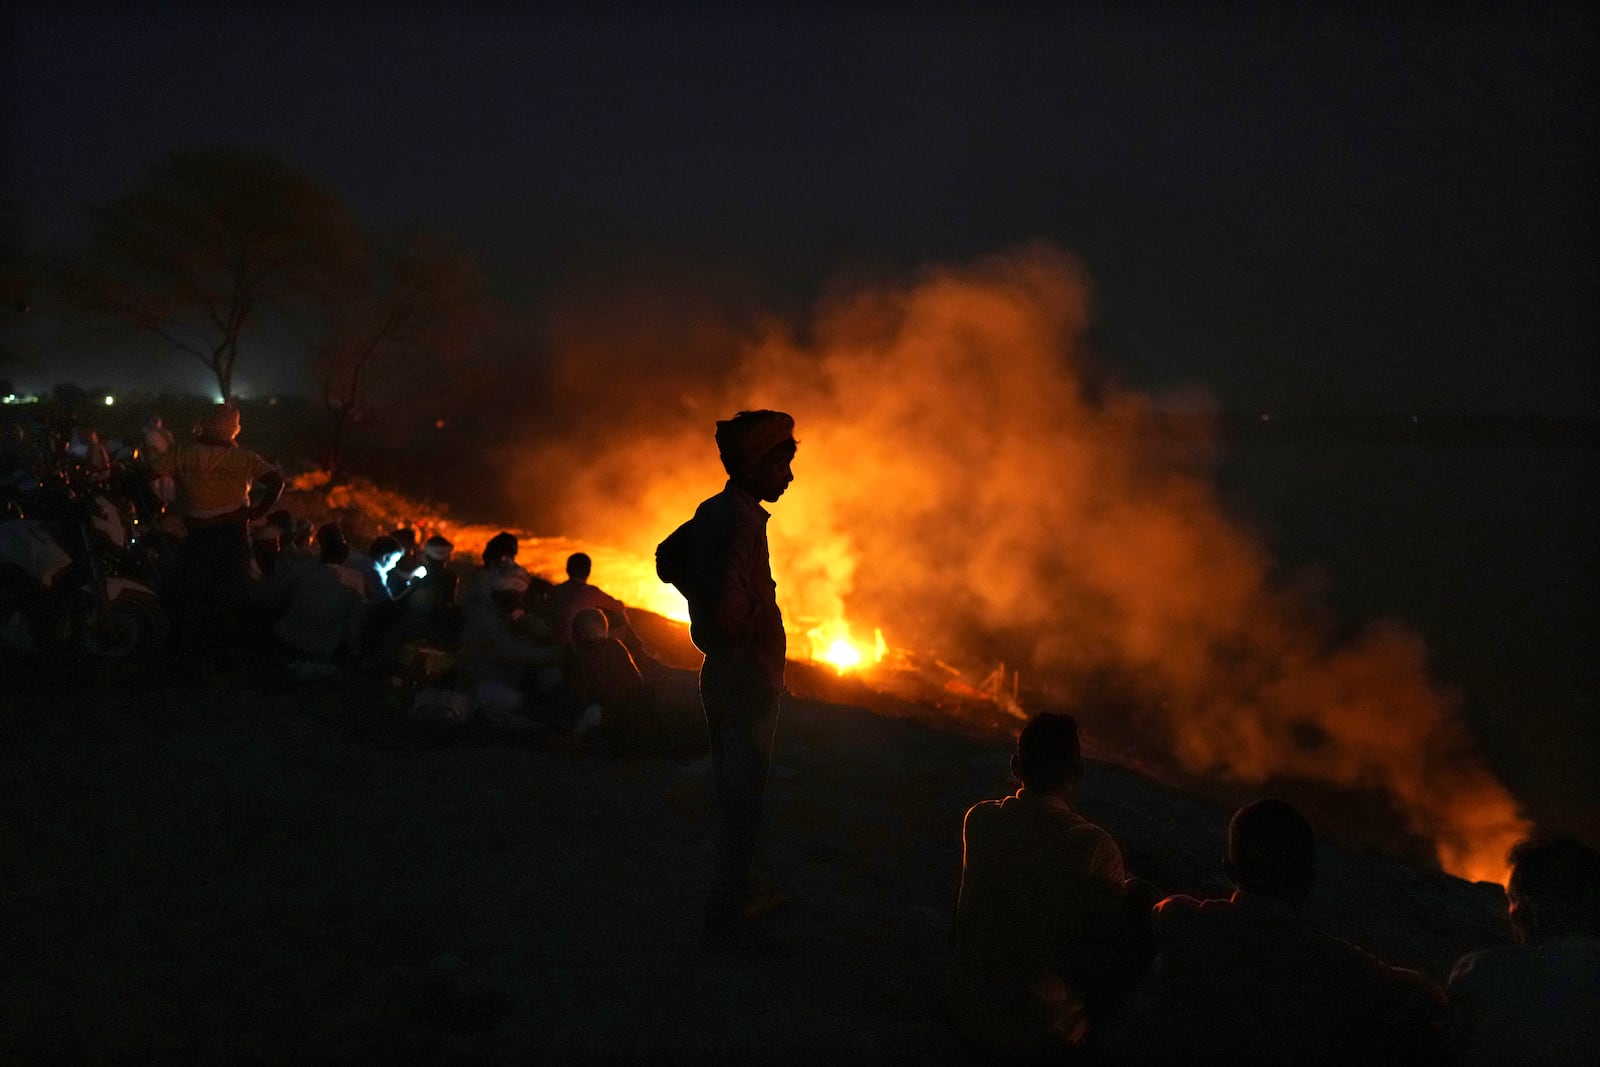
[506,243,1526,882]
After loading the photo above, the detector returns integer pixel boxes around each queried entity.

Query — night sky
[4,3,1595,415]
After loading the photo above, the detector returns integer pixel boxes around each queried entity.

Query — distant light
[104,395,115,406]
[1411,415,1419,423]
[1259,413,1272,422]
[214,395,226,404]
[2,394,14,404]
[267,397,279,406]
[435,419,447,429]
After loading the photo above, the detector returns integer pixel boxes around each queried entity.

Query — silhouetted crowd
[246,517,666,753]
[947,712,1600,1065]
[91,401,664,753]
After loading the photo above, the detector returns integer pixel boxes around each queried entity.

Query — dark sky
[3,2,1596,413]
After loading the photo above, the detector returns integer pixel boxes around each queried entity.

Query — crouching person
[946,712,1147,1059]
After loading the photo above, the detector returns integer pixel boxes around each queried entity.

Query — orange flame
[807,620,888,675]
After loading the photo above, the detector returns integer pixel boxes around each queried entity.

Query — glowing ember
[806,621,886,675]
[821,639,861,672]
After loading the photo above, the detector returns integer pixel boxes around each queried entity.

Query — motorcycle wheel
[72,587,170,682]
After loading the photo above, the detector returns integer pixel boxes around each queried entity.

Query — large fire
[331,517,894,678]
[322,245,1531,885]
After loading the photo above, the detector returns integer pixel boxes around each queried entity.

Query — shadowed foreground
[1,641,1511,1062]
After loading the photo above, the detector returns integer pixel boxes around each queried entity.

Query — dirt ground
[2,654,997,1061]
[1,624,1514,1063]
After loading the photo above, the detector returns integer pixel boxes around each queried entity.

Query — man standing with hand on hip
[660,409,797,943]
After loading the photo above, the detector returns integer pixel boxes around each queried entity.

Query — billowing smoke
[507,243,1527,882]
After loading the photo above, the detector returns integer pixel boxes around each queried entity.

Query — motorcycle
[0,457,170,682]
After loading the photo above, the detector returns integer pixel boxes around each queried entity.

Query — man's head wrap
[715,410,796,477]
[422,536,454,563]
[196,403,241,443]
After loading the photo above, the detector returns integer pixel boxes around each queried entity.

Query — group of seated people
[248,516,658,750]
[948,712,1600,1064]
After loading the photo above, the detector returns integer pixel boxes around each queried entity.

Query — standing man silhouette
[668,409,797,942]
[152,402,282,655]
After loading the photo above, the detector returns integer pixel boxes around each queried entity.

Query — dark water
[1215,438,1599,844]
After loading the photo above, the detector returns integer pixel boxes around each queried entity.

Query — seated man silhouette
[381,534,461,658]
[348,534,403,604]
[1447,835,1600,1066]
[946,712,1141,1059]
[547,553,628,643]
[565,607,653,751]
[455,562,569,734]
[547,552,656,673]
[386,527,421,596]
[456,531,527,626]
[272,523,367,661]
[415,535,461,615]
[1102,798,1445,1065]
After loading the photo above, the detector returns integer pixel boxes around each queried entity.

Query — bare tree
[66,147,363,400]
[0,198,40,380]
[308,235,489,478]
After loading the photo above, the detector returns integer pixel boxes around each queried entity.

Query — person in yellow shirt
[151,403,282,655]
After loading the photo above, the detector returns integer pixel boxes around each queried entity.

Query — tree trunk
[326,404,353,484]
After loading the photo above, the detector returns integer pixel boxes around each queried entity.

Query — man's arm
[248,453,284,517]
[951,802,991,949]
[1086,832,1129,896]
[597,587,628,622]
